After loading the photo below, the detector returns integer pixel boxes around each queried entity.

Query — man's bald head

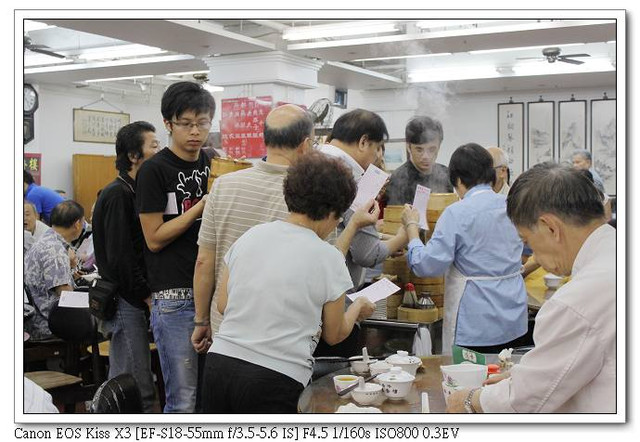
[487,146,509,168]
[264,104,314,149]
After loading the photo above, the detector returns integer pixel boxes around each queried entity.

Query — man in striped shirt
[191,105,316,354]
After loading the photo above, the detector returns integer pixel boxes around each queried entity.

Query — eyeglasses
[170,120,212,131]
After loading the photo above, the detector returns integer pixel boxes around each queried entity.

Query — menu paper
[349,164,389,211]
[412,185,431,230]
[347,278,401,303]
[59,291,89,309]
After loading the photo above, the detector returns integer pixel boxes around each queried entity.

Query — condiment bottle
[402,283,417,308]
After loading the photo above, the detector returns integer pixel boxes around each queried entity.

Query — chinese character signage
[24,153,42,185]
[221,96,273,158]
[498,102,524,178]
[73,108,131,144]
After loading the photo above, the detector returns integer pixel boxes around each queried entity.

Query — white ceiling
[22,18,617,95]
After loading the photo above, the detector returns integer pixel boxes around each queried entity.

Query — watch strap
[464,388,480,413]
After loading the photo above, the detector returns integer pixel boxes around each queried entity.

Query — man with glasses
[487,146,511,195]
[136,81,214,413]
[385,116,452,205]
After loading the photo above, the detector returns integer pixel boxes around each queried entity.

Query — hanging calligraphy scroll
[527,100,555,168]
[591,97,617,195]
[558,99,587,166]
[497,101,524,178]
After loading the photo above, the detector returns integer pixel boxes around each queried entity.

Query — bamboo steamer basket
[412,275,444,285]
[383,205,403,223]
[386,293,403,319]
[397,306,439,323]
[208,157,253,191]
[427,193,459,222]
[414,284,444,297]
[382,221,402,235]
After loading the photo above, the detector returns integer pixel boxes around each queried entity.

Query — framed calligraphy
[527,100,555,168]
[73,109,130,144]
[558,99,587,166]
[591,98,617,195]
[497,101,524,177]
[24,153,42,185]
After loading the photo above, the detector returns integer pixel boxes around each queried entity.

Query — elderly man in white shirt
[447,162,615,413]
[486,147,510,196]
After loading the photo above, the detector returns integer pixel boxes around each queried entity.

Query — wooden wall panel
[72,154,117,221]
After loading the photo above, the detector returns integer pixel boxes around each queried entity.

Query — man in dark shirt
[136,82,214,413]
[92,121,159,413]
[385,116,452,205]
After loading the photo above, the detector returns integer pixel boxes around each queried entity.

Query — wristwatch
[464,388,480,413]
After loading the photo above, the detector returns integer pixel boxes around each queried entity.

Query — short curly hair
[284,152,357,221]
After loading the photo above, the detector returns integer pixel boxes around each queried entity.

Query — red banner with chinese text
[24,153,42,185]
[221,96,273,158]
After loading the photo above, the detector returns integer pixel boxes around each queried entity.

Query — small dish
[351,378,383,405]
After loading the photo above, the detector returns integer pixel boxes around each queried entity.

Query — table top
[299,355,453,413]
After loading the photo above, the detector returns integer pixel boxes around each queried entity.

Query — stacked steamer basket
[382,193,459,320]
[208,157,253,191]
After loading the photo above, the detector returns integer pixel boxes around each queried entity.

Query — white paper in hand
[59,291,89,308]
[412,185,431,230]
[347,278,401,303]
[350,164,389,211]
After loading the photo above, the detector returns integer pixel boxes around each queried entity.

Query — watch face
[24,85,38,114]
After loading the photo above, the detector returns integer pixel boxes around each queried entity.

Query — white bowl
[369,361,393,379]
[351,382,383,406]
[544,273,563,289]
[377,367,415,401]
[441,381,463,407]
[385,350,422,376]
[333,375,359,398]
[440,363,487,388]
[350,359,377,375]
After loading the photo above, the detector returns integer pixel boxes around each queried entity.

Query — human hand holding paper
[347,278,401,303]
[350,164,389,211]
[411,185,431,230]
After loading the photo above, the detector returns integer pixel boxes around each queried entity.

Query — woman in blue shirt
[401,143,527,355]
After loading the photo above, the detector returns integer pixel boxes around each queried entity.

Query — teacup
[441,381,463,406]
[440,363,487,388]
[333,375,359,398]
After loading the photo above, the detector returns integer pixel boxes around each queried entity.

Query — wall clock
[24,84,39,115]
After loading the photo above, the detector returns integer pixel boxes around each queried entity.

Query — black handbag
[88,278,119,320]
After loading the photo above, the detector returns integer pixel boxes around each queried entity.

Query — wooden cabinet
[72,154,117,220]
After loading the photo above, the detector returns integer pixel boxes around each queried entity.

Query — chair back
[89,374,142,413]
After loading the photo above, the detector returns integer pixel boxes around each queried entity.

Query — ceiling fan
[517,47,591,65]
[23,34,66,59]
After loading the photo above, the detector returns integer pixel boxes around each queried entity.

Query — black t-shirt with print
[136,147,210,292]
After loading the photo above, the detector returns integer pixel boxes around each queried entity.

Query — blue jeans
[151,298,197,413]
[106,299,156,413]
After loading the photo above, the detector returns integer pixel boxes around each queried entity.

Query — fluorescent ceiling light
[79,44,165,61]
[415,20,504,29]
[85,75,154,83]
[283,21,398,41]
[166,70,209,76]
[24,20,56,32]
[352,52,452,62]
[409,66,500,83]
[203,84,224,93]
[470,43,583,55]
